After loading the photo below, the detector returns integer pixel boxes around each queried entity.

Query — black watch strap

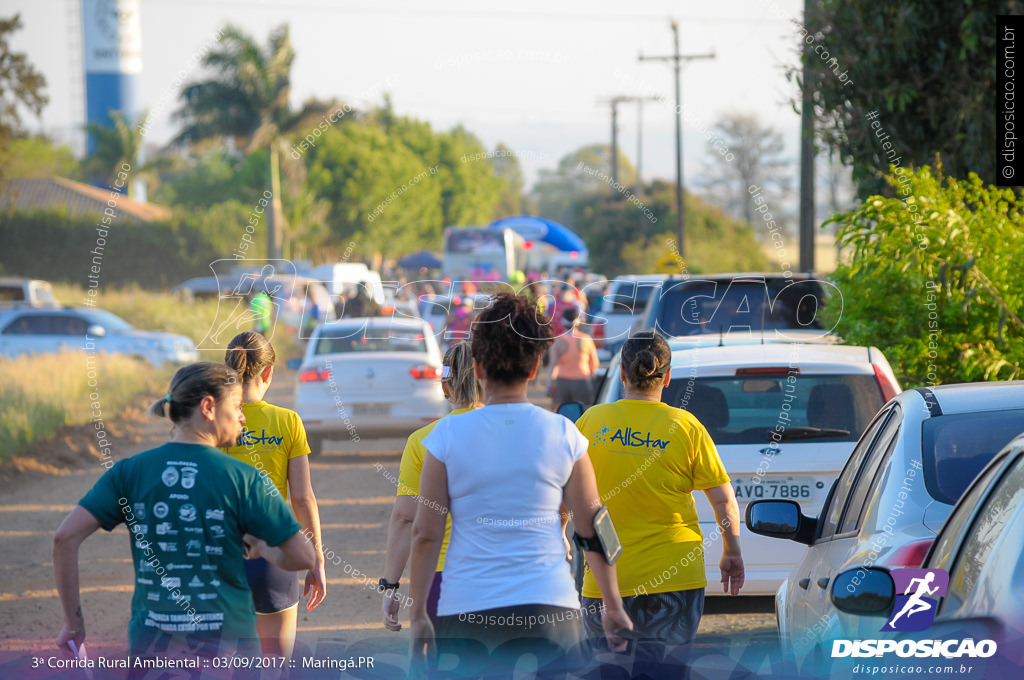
[573,532,602,553]
[378,578,400,592]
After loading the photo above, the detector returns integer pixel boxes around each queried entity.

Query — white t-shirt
[422,402,588,616]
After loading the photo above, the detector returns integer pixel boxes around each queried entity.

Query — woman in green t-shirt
[53,362,315,660]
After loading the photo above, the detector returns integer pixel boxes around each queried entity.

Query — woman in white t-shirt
[408,292,633,671]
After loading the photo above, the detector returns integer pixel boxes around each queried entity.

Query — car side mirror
[556,401,586,422]
[286,358,302,370]
[87,324,106,338]
[745,500,817,545]
[831,567,895,615]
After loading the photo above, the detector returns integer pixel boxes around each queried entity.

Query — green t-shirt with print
[79,442,301,656]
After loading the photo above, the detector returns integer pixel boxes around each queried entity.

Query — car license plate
[732,476,813,502]
[352,403,389,416]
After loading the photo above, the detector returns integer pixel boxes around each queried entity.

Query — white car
[294,317,449,454]
[594,342,901,596]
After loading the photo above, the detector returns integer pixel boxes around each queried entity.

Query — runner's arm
[53,506,102,646]
[289,455,327,609]
[384,495,418,585]
[704,483,744,595]
[245,531,316,571]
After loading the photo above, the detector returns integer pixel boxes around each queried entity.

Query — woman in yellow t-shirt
[380,340,481,631]
[576,331,744,672]
[221,331,327,658]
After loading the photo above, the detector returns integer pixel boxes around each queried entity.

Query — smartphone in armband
[573,505,623,565]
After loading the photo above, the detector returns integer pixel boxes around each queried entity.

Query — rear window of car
[921,409,1024,505]
[655,279,825,336]
[661,373,884,445]
[315,327,428,354]
[601,281,663,313]
[0,286,27,302]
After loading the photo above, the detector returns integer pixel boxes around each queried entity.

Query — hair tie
[165,394,172,403]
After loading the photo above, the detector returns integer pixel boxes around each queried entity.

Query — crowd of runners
[53,291,743,679]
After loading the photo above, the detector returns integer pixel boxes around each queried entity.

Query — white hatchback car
[294,317,449,454]
[594,341,901,596]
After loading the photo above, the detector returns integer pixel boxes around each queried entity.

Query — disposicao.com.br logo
[832,568,998,659]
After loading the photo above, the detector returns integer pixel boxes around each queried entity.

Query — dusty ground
[0,369,776,676]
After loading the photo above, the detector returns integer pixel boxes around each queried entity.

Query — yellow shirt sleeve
[288,411,311,459]
[686,413,731,490]
[397,431,426,497]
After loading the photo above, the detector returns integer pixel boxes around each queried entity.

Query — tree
[823,163,1024,385]
[532,144,636,227]
[490,143,530,218]
[697,111,793,233]
[793,0,1021,198]
[4,135,78,179]
[175,24,312,259]
[0,14,48,187]
[83,110,158,195]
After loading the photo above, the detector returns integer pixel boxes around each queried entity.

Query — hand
[601,603,633,653]
[56,624,85,655]
[303,560,327,611]
[563,533,573,563]
[409,614,436,661]
[720,553,745,596]
[382,588,402,631]
[243,533,268,561]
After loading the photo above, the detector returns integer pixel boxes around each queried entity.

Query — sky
[9,0,807,192]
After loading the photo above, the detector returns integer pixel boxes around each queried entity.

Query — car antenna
[719,325,723,347]
[761,298,766,345]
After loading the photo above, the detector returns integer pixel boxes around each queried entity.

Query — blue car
[0,307,198,366]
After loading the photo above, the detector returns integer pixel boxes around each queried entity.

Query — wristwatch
[378,578,400,593]
[573,532,602,553]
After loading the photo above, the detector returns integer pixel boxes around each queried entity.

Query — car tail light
[299,368,332,382]
[410,365,442,379]
[381,305,395,315]
[593,320,605,349]
[873,364,899,402]
[887,539,934,568]
[736,367,800,376]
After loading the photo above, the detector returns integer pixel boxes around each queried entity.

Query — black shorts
[245,557,300,614]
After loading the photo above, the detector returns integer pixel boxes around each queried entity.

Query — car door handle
[817,577,830,590]
[798,578,810,590]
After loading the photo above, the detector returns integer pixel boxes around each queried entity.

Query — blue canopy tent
[487,216,587,254]
[397,250,442,270]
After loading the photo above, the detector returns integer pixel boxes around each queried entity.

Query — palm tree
[83,110,159,198]
[173,24,298,259]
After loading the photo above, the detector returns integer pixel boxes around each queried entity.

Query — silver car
[829,430,1024,676]
[0,307,198,366]
[747,381,1024,656]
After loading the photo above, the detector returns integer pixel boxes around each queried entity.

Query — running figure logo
[881,568,949,632]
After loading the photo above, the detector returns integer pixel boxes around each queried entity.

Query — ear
[200,394,217,420]
[663,367,672,387]
[262,365,274,383]
[472,357,486,382]
[527,355,542,381]
[620,365,628,385]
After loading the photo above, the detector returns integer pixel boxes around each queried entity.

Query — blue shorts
[245,557,301,614]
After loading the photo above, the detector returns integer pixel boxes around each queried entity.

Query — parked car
[0,277,59,308]
[747,381,1024,654]
[828,428,1024,674]
[294,317,448,454]
[0,307,198,366]
[593,341,900,596]
[633,272,834,341]
[591,274,670,362]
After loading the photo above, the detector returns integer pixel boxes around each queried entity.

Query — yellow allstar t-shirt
[222,401,311,499]
[577,399,731,597]
[398,407,476,571]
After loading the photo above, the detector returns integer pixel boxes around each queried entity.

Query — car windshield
[921,409,1024,505]
[660,374,884,445]
[81,309,136,332]
[315,327,427,354]
[655,279,825,336]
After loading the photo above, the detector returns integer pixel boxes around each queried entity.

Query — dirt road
[0,369,776,675]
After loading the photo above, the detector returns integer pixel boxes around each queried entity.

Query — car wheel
[307,435,324,458]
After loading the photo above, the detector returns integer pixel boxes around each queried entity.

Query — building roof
[0,177,173,223]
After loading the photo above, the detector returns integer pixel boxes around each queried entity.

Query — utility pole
[598,94,661,189]
[640,20,714,259]
[799,0,816,272]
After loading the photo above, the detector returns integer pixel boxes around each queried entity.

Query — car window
[49,315,89,335]
[2,315,51,334]
[0,286,27,302]
[315,328,427,354]
[662,374,884,445]
[928,456,1008,576]
[941,455,1024,614]
[921,409,1024,504]
[655,278,825,336]
[817,408,894,541]
[838,405,902,534]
